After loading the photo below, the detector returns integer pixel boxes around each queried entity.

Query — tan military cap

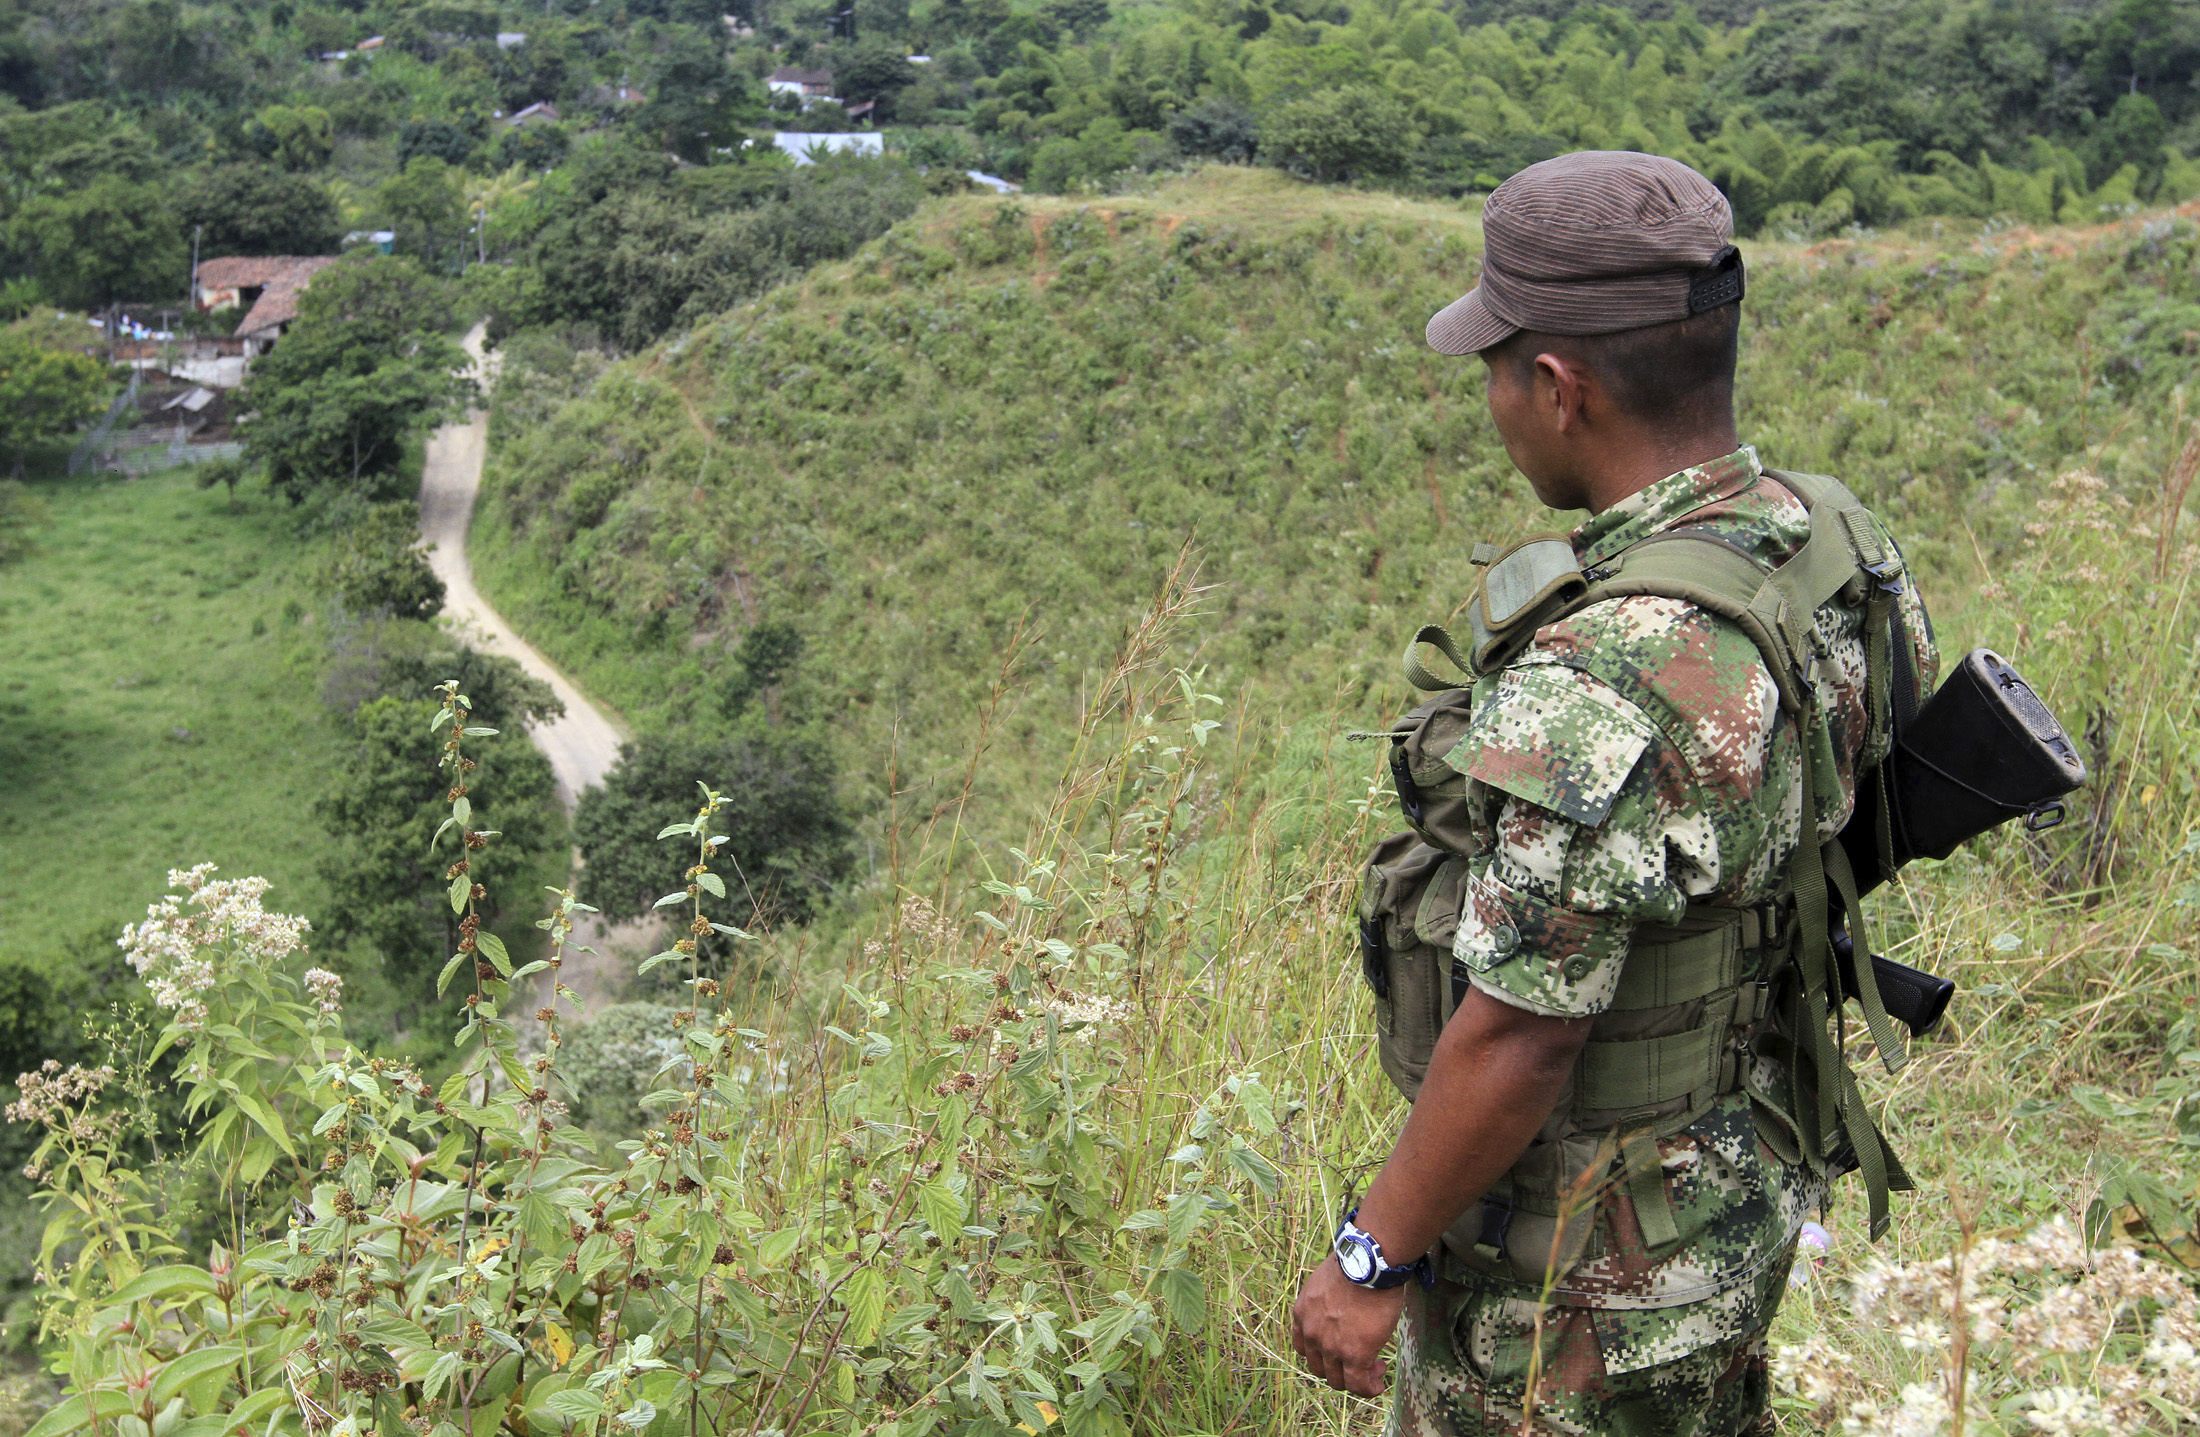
[1426,150,1744,355]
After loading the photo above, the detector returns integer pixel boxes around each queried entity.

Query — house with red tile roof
[192,256,338,357]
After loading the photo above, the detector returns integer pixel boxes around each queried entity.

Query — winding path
[419,327,626,811]
[419,326,641,1009]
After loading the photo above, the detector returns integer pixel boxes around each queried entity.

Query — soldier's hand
[1289,1257,1408,1398]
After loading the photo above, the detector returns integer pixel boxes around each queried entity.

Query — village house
[767,66,836,105]
[192,255,337,359]
[507,101,560,127]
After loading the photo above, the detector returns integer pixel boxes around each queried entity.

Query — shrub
[324,504,446,619]
[575,721,851,926]
[556,1001,685,1130]
[1259,88,1418,184]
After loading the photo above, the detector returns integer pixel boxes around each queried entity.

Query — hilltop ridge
[473,167,2200,834]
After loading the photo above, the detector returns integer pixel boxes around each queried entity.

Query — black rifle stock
[1831,647,2085,1036]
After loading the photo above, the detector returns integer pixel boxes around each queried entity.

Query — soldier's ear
[1532,350,1590,432]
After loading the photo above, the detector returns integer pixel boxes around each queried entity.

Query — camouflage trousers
[1382,1267,1787,1437]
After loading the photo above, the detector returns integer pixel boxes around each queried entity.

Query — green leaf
[449,872,471,915]
[475,931,511,976]
[917,1178,965,1240]
[453,795,471,827]
[233,1090,297,1159]
[1158,1267,1205,1333]
[1235,1078,1277,1135]
[842,1265,886,1346]
[540,1389,606,1419]
[653,890,690,910]
[150,1345,244,1407]
[437,950,467,997]
[757,1228,801,1267]
[614,1399,657,1429]
[656,822,696,840]
[462,725,499,736]
[105,1265,218,1306]
[638,949,684,974]
[696,871,726,899]
[22,1390,132,1437]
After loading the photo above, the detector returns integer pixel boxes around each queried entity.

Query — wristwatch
[1331,1207,1434,1290]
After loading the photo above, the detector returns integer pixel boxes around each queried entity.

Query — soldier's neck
[1577,423,1742,515]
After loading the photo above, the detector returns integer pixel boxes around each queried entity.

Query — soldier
[1288,151,1937,1434]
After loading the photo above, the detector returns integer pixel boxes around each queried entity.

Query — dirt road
[419,326,644,1008]
[419,327,626,811]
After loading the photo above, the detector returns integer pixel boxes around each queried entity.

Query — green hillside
[474,166,2199,844]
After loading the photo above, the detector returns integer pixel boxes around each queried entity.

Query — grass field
[0,468,346,968]
[457,169,2200,1429]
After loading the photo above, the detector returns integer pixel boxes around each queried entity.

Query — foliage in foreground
[16,462,2200,1432]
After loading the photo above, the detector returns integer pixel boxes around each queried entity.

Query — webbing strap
[1825,840,1906,1076]
[1575,1022,1723,1110]
[1610,917,1749,1010]
[1404,624,1477,693]
[1621,1130,1682,1251]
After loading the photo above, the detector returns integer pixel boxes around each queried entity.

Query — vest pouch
[1386,687,1484,854]
[1356,834,1470,1101]
[1440,1132,1607,1288]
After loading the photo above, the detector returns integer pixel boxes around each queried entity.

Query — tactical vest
[1358,468,1918,1294]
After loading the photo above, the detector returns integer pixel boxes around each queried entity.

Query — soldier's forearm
[1351,987,1592,1267]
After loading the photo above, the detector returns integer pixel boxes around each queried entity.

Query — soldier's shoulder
[1517,594,1782,793]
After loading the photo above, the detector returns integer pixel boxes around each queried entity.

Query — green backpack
[1358,468,1920,1269]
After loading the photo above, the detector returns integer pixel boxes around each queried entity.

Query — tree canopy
[234,257,473,504]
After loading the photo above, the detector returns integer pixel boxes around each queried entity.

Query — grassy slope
[0,469,347,965]
[472,167,2199,856]
[463,170,2200,1427]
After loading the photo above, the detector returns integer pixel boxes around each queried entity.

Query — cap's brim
[1425,287,1517,356]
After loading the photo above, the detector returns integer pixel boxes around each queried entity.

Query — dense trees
[576,724,852,928]
[0,324,109,474]
[175,164,341,257]
[5,0,2197,329]
[235,257,472,504]
[316,692,560,992]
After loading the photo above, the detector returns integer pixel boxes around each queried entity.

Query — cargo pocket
[1357,833,1470,1102]
[1384,686,1486,855]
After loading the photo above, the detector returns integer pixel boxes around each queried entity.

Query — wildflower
[303,968,343,1016]
[2016,1386,2107,1435]
[118,864,309,1029]
[1040,990,1135,1037]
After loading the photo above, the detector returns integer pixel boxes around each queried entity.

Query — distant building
[768,66,836,105]
[160,386,229,435]
[495,31,527,48]
[771,131,885,164]
[192,256,338,358]
[343,229,396,252]
[355,35,384,51]
[842,99,877,124]
[611,81,646,105]
[965,170,1020,194]
[508,101,560,127]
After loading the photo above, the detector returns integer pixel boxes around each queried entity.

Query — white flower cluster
[303,967,343,1017]
[1041,990,1137,1037]
[118,864,310,1029]
[5,1060,121,1181]
[1776,1215,2200,1436]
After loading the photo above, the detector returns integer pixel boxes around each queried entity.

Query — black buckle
[1360,918,1389,998]
[2024,801,2066,833]
[1862,558,1906,596]
[1687,245,1745,314]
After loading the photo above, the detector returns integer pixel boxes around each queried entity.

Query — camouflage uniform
[1384,445,1936,1436]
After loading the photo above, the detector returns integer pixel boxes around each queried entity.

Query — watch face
[1336,1235,1377,1284]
